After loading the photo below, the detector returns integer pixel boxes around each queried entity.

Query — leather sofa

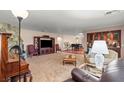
[65,59,124,82]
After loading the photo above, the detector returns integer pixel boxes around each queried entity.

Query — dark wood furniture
[71,44,83,51]
[87,30,121,58]
[34,35,55,55]
[55,44,61,52]
[0,33,32,82]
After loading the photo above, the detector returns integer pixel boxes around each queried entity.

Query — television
[41,40,52,48]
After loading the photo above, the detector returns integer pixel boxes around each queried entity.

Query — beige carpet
[26,52,84,82]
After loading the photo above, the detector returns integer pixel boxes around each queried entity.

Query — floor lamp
[11,10,28,82]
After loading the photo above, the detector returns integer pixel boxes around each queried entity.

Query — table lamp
[91,40,109,69]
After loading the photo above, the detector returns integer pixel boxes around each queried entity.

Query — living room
[1,9,124,83]
[1,0,124,92]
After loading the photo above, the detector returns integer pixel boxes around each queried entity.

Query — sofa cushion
[71,68,99,82]
[100,59,124,82]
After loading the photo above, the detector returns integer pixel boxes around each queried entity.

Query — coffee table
[63,55,76,67]
[79,63,103,78]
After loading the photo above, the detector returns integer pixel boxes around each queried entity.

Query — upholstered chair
[27,44,38,56]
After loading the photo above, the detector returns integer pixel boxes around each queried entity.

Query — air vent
[105,10,120,15]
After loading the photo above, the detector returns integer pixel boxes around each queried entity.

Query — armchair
[27,44,38,56]
[104,49,118,64]
[83,49,118,66]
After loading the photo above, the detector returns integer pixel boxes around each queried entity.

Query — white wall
[62,35,75,44]
[21,29,75,51]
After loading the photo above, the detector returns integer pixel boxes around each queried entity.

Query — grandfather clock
[0,33,11,81]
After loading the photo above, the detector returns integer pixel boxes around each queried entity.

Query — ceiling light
[57,37,62,41]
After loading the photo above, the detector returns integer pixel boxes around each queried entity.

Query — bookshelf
[87,30,121,57]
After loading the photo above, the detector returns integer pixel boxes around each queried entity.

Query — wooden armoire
[0,33,32,82]
[0,33,11,81]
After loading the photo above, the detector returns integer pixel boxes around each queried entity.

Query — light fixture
[11,10,29,19]
[78,33,84,38]
[11,10,29,82]
[57,37,62,41]
[91,40,109,69]
[105,10,120,15]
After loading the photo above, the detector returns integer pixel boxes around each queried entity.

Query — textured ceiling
[0,10,124,35]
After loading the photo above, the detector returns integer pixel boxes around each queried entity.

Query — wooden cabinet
[87,30,121,58]
[0,33,11,81]
[34,36,40,55]
[34,35,55,55]
[0,33,31,82]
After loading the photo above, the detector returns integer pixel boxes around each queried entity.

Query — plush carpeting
[26,52,84,82]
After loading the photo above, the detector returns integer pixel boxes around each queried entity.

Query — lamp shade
[91,40,109,54]
[11,10,29,19]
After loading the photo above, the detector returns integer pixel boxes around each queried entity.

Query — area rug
[26,52,84,82]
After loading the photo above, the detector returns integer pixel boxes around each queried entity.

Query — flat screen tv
[41,40,52,48]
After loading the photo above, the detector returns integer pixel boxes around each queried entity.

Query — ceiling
[0,10,124,35]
